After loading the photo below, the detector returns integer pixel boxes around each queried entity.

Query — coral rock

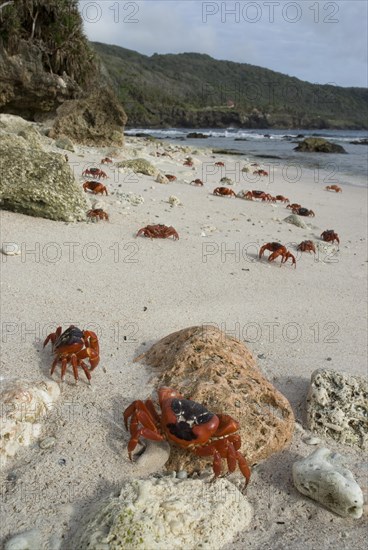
[293,447,364,518]
[134,325,294,473]
[75,476,252,550]
[307,368,368,450]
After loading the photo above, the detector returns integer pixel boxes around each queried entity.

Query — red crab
[184,158,193,167]
[87,209,109,221]
[275,195,290,203]
[253,169,269,176]
[213,187,237,197]
[101,157,113,164]
[82,168,108,179]
[325,185,342,193]
[244,190,271,201]
[137,224,179,240]
[298,240,316,254]
[43,325,100,383]
[83,181,108,195]
[124,387,251,487]
[287,203,301,210]
[165,174,177,182]
[321,230,340,245]
[191,179,204,186]
[292,207,315,217]
[215,161,225,167]
[259,242,296,268]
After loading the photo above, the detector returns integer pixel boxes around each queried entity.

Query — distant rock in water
[234,137,248,141]
[349,138,368,145]
[294,137,347,153]
[186,132,208,138]
[212,148,244,155]
[49,88,127,146]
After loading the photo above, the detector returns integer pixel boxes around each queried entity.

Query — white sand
[1,135,367,549]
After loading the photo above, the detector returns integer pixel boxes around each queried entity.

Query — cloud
[79,0,367,87]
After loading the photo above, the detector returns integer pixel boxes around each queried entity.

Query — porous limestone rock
[292,447,364,518]
[0,134,88,221]
[116,158,158,177]
[156,173,169,184]
[283,214,309,229]
[55,135,75,152]
[75,476,252,550]
[134,325,295,474]
[307,369,367,450]
[0,114,44,150]
[49,88,127,147]
[0,379,60,468]
[220,177,234,185]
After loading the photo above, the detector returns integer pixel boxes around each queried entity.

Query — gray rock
[294,138,347,154]
[307,368,367,450]
[283,214,309,229]
[293,447,364,518]
[4,530,42,550]
[55,135,75,152]
[116,158,158,177]
[75,476,252,549]
[0,134,88,221]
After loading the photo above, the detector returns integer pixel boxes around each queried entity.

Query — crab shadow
[271,374,309,425]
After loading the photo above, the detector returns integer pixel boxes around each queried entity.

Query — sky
[79,0,368,88]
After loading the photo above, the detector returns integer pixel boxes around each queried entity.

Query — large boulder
[49,88,127,146]
[0,39,80,120]
[0,134,88,221]
[134,326,295,474]
[294,137,347,153]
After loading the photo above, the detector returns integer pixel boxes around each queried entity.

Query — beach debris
[213,187,237,197]
[134,326,294,474]
[259,242,296,268]
[292,207,315,217]
[325,184,342,192]
[321,229,340,245]
[191,179,204,186]
[136,224,179,240]
[292,447,364,518]
[124,387,251,487]
[4,529,43,550]
[39,436,56,450]
[87,208,109,221]
[116,158,158,177]
[283,214,308,229]
[242,166,250,173]
[297,240,316,254]
[43,325,100,384]
[220,177,234,185]
[0,135,87,222]
[1,243,20,256]
[115,191,144,206]
[0,379,60,468]
[183,157,193,167]
[306,368,367,450]
[302,435,321,445]
[55,135,75,152]
[156,173,169,184]
[201,224,217,235]
[74,476,252,550]
[82,181,108,195]
[168,196,181,207]
[82,167,107,179]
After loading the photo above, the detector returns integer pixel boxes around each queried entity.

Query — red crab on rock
[137,224,179,240]
[43,325,100,383]
[124,387,251,487]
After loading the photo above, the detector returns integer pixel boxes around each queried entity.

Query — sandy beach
[1,132,367,549]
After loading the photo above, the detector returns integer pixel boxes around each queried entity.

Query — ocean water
[125,128,368,188]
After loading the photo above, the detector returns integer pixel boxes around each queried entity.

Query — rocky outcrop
[49,88,127,146]
[0,133,87,221]
[306,368,367,450]
[75,476,252,550]
[134,325,295,474]
[0,39,80,120]
[294,137,347,153]
[116,158,158,177]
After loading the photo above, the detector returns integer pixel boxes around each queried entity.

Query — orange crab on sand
[82,167,108,179]
[259,242,296,268]
[213,187,237,197]
[297,240,316,254]
[137,224,179,240]
[124,387,251,488]
[87,209,109,221]
[43,325,100,384]
[325,184,342,193]
[83,181,108,195]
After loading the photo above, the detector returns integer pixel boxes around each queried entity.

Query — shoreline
[1,131,367,549]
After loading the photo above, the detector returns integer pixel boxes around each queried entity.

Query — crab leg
[128,428,165,459]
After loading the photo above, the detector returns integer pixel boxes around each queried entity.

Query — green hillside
[92,42,368,129]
